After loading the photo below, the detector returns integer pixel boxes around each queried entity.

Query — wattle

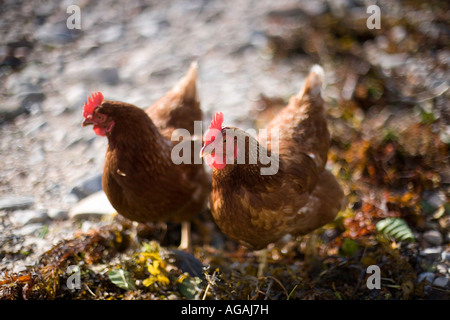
[206,154,226,170]
[93,125,106,137]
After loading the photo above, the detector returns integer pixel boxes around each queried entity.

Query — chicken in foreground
[200,65,346,250]
[81,63,209,250]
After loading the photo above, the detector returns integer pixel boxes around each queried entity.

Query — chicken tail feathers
[298,64,324,99]
[173,61,199,104]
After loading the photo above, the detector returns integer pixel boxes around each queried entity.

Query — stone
[65,84,89,112]
[12,263,28,274]
[35,20,82,46]
[28,146,45,166]
[14,223,45,237]
[96,25,123,44]
[98,67,120,86]
[417,272,435,284]
[71,173,103,199]
[168,249,204,278]
[433,276,449,288]
[423,230,443,246]
[419,247,442,260]
[10,209,48,226]
[0,97,26,122]
[0,196,35,211]
[441,251,450,262]
[69,191,116,220]
[19,92,46,115]
[47,208,69,220]
[436,263,448,275]
[0,91,47,121]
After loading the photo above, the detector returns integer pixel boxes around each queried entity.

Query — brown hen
[200,65,346,250]
[82,63,209,250]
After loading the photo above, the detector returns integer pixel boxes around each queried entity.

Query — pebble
[69,191,116,220]
[64,84,89,112]
[423,230,443,246]
[0,97,26,122]
[12,263,28,274]
[28,146,46,166]
[35,20,82,46]
[14,223,45,237]
[47,208,69,220]
[169,249,204,278]
[10,209,48,226]
[433,276,449,288]
[425,191,446,209]
[19,92,46,115]
[70,173,103,199]
[96,25,123,44]
[436,263,448,275]
[417,272,435,284]
[98,67,120,86]
[420,247,443,260]
[441,252,450,262]
[0,196,35,211]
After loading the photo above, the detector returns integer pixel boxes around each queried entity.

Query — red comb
[209,112,224,130]
[83,92,104,118]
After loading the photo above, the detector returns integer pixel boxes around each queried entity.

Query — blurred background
[0,0,449,299]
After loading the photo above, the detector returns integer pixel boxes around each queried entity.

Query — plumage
[202,65,346,250]
[82,63,209,248]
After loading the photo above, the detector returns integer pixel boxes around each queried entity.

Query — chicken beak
[200,143,214,158]
[81,119,93,127]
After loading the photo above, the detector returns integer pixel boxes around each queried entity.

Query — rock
[441,251,450,262]
[436,263,448,275]
[423,230,443,246]
[47,208,69,220]
[69,191,116,220]
[10,209,48,226]
[14,223,45,236]
[426,191,446,209]
[420,247,442,260]
[62,194,79,206]
[0,98,26,122]
[433,276,449,288]
[98,67,120,86]
[24,120,47,137]
[0,196,35,210]
[64,84,89,112]
[168,249,204,278]
[81,220,97,233]
[12,263,28,273]
[96,25,123,44]
[28,146,45,165]
[390,25,407,44]
[19,92,46,115]
[417,272,435,284]
[35,20,82,46]
[0,92,46,122]
[71,173,103,199]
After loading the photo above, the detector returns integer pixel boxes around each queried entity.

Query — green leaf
[178,277,202,299]
[376,218,415,242]
[108,269,136,291]
[339,238,359,257]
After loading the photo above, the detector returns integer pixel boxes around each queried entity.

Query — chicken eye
[96,114,106,122]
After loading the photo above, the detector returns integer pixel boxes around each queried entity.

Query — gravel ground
[0,0,319,275]
[0,0,449,299]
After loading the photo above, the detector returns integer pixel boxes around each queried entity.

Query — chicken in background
[81,62,209,250]
[200,65,346,251]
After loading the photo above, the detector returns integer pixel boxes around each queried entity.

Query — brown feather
[98,63,209,226]
[209,65,345,250]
